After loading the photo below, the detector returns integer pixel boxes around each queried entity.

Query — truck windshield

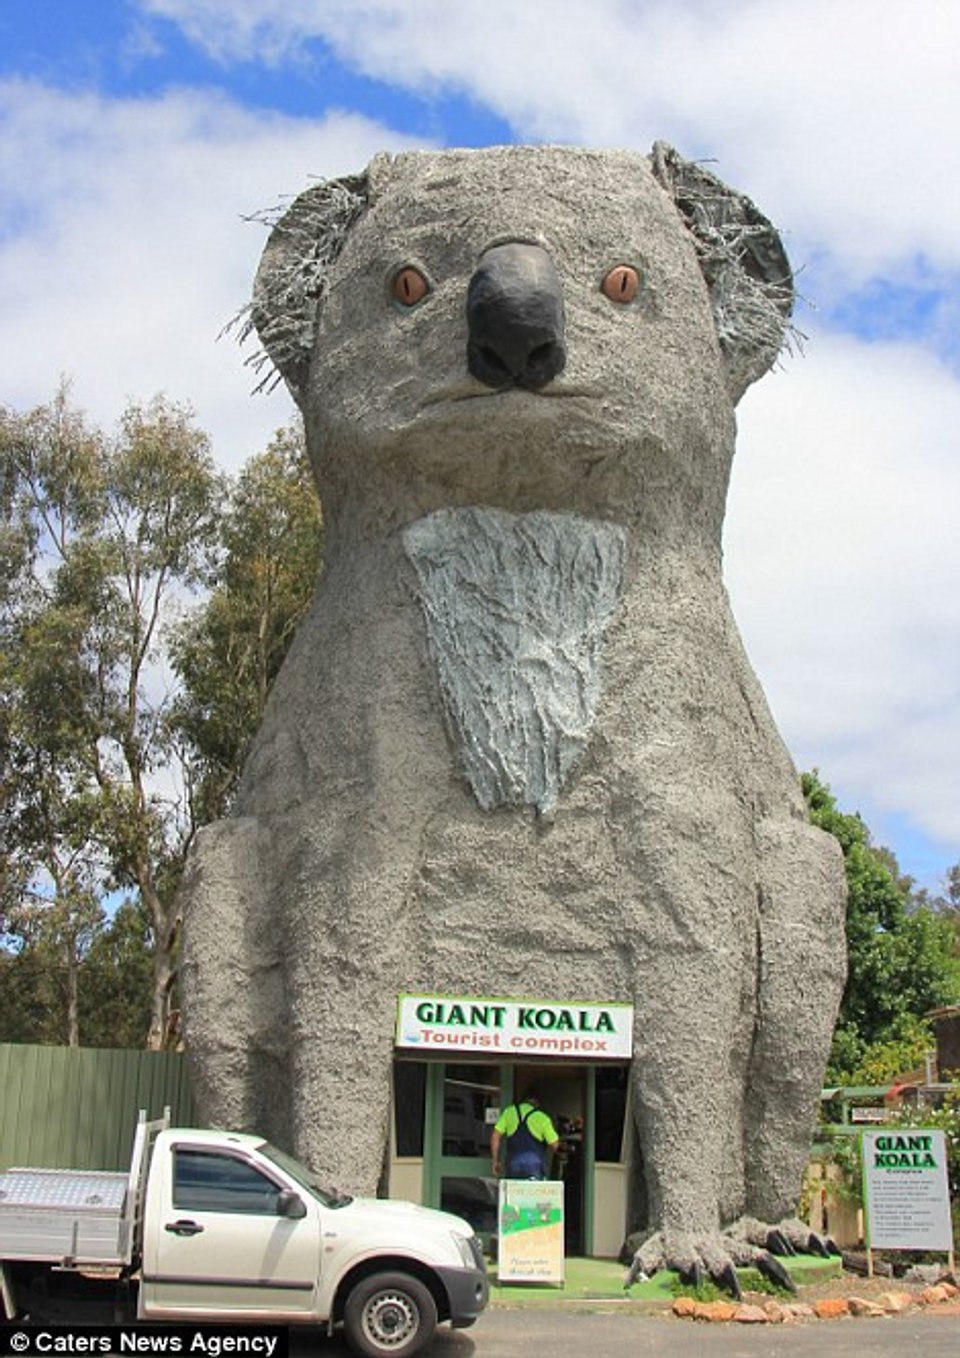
[259,1143,353,1209]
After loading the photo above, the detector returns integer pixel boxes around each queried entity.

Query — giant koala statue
[180,144,847,1289]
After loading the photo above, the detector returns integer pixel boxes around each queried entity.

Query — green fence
[0,1043,195,1171]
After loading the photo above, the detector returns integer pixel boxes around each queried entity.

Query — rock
[762,1300,787,1322]
[672,1296,696,1317]
[878,1290,914,1313]
[904,1263,942,1284]
[734,1304,768,1323]
[919,1284,950,1305]
[694,1301,738,1322]
[848,1296,885,1317]
[814,1297,850,1319]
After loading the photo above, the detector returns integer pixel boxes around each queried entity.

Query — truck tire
[343,1271,438,1358]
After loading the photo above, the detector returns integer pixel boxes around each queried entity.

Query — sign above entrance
[396,993,633,1059]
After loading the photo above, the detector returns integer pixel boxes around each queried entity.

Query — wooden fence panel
[0,1044,195,1171]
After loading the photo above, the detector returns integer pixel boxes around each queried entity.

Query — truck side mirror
[276,1189,307,1219]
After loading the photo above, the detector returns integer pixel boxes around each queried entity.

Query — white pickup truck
[0,1112,488,1357]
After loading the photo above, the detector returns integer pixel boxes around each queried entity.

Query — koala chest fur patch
[402,506,626,814]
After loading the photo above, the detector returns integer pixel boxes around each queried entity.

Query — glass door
[425,1062,510,1243]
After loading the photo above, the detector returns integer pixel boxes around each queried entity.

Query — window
[393,1061,427,1157]
[173,1149,283,1215]
[594,1066,629,1162]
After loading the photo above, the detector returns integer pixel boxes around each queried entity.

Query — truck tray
[0,1168,131,1265]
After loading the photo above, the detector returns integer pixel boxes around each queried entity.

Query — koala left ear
[245,173,370,402]
[650,141,794,402]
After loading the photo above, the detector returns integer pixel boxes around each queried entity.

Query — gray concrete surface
[293,1307,958,1358]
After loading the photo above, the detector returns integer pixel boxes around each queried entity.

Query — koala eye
[392,266,430,307]
[601,264,641,304]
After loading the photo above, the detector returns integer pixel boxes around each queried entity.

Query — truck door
[141,1146,320,1320]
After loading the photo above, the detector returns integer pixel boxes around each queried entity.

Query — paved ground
[298,1305,958,1358]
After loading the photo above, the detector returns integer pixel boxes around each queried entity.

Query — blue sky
[2,0,958,891]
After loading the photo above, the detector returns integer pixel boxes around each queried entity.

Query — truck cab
[1,1121,488,1358]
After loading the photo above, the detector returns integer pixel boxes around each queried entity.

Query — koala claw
[732,1215,841,1260]
[755,1251,798,1294]
[765,1228,796,1256]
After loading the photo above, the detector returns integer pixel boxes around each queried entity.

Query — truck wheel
[343,1271,438,1358]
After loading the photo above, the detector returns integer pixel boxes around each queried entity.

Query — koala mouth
[421,381,591,409]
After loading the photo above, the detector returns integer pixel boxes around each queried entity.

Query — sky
[1,0,958,893]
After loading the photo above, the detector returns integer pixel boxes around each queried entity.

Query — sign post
[861,1128,955,1276]
[497,1179,565,1284]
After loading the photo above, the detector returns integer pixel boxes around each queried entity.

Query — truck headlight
[453,1232,485,1270]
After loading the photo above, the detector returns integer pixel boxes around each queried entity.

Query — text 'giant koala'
[180,145,847,1288]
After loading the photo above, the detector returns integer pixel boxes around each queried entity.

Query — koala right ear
[650,142,794,402]
[246,173,370,401]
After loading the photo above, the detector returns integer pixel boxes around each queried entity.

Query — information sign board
[497,1179,564,1284]
[861,1128,953,1251]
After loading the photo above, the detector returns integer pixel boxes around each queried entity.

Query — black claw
[679,1261,705,1291]
[757,1251,798,1294]
[623,1258,644,1289]
[826,1237,842,1257]
[766,1229,795,1256]
[807,1232,831,1258]
[713,1262,742,1301]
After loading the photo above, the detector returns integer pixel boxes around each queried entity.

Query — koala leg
[180,817,291,1144]
[272,815,412,1194]
[625,787,759,1242]
[741,815,847,1228]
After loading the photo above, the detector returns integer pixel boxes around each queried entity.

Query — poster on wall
[861,1128,953,1252]
[497,1179,565,1284]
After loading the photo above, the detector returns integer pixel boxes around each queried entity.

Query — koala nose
[466,243,566,390]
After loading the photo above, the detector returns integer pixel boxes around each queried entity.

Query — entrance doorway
[423,1062,592,1254]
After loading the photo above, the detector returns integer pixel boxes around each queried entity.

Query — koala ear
[246,173,370,402]
[650,141,794,402]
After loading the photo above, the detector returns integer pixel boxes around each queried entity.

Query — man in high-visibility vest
[490,1090,559,1179]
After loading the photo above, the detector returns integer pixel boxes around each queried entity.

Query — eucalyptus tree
[0,386,224,1047]
[170,423,322,824]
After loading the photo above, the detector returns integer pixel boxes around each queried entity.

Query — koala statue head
[249,144,792,537]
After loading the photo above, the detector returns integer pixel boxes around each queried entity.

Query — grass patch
[737,1267,794,1297]
[668,1277,726,1303]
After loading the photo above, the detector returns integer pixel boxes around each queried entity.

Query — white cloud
[726,334,960,851]
[142,0,960,280]
[0,78,425,467]
[4,8,959,885]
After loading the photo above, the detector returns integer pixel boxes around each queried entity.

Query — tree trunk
[65,940,80,1047]
[145,894,181,1050]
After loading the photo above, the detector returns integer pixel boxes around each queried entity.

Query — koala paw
[625,1229,744,1299]
[624,1224,816,1297]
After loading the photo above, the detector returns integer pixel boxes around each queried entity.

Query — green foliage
[170,423,321,822]
[78,900,155,1048]
[0,385,223,1047]
[891,1091,960,1218]
[803,772,960,1083]
[2,390,321,1049]
[0,901,153,1049]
